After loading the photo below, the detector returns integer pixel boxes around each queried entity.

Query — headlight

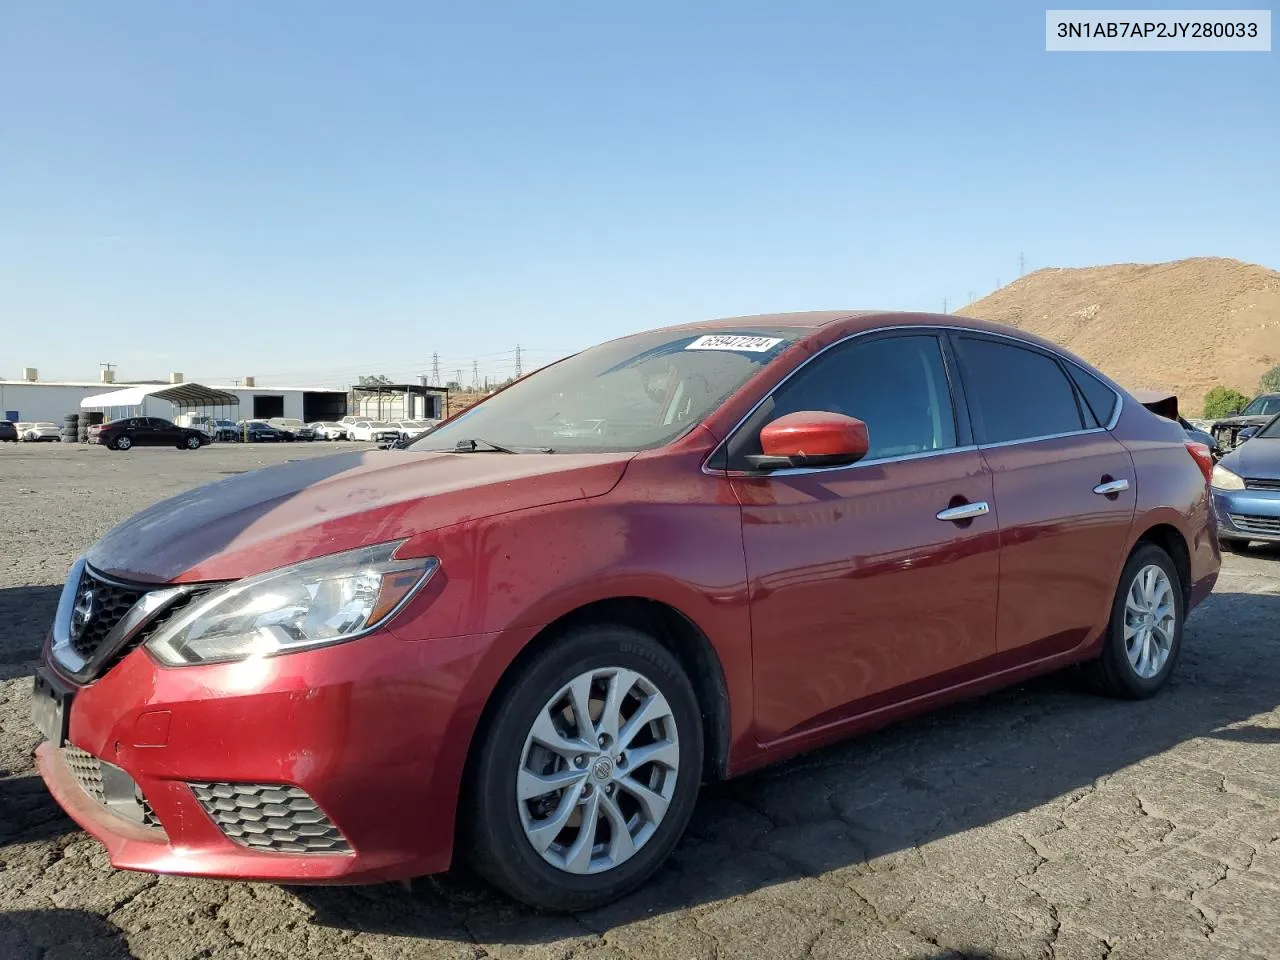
[1211,464,1245,491]
[146,542,439,666]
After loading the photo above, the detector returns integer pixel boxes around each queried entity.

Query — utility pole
[431,352,440,386]
[942,297,948,314]
[514,344,523,378]
[967,290,976,305]
[1019,252,1026,276]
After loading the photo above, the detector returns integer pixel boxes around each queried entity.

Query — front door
[950,334,1137,657]
[727,332,1000,744]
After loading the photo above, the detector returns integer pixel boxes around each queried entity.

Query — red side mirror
[751,411,870,470]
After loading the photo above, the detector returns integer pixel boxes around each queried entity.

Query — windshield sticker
[685,334,784,353]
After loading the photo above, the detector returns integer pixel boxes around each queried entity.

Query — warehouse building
[1,369,449,425]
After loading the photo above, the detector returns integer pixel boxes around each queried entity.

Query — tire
[1084,543,1184,700]
[112,435,132,451]
[184,435,201,450]
[464,624,703,911]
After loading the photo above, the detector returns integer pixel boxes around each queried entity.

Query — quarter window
[954,337,1085,444]
[729,334,957,466]
[1066,364,1119,427]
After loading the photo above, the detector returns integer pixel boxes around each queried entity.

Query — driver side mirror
[746,411,870,471]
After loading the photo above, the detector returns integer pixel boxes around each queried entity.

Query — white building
[1,370,449,425]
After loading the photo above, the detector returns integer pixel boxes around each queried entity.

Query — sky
[1,1,1276,387]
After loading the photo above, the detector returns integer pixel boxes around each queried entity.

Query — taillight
[1185,440,1214,484]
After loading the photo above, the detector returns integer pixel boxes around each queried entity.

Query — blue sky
[1,2,1276,386]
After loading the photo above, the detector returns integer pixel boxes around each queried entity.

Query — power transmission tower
[967,290,976,304]
[472,360,480,389]
[1019,252,1026,275]
[514,344,522,378]
[431,352,440,385]
[942,297,948,314]
[455,368,463,387]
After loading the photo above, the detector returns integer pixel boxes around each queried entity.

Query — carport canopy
[80,383,240,409]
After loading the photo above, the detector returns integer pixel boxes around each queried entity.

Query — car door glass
[954,337,1085,444]
[728,335,957,465]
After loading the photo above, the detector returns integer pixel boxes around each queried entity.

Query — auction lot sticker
[1046,9,1271,51]
[685,334,784,352]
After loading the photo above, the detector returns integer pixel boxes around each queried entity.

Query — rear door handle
[936,501,990,522]
[1093,478,1130,495]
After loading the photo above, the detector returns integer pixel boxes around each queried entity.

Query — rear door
[951,334,1137,658]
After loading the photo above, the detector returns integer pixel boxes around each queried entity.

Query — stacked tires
[62,413,80,443]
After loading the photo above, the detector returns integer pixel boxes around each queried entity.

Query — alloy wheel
[1124,564,1176,679]
[517,667,680,875]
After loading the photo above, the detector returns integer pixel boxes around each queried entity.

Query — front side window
[1242,396,1280,417]
[727,334,958,467]
[413,328,800,453]
[954,337,1085,444]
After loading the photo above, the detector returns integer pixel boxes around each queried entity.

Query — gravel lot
[1,441,1278,960]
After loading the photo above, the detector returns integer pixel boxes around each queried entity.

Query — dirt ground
[1,442,1278,960]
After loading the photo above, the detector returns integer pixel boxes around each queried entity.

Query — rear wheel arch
[1132,522,1192,604]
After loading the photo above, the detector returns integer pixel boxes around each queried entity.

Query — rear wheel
[184,435,201,450]
[465,624,703,911]
[1085,543,1184,699]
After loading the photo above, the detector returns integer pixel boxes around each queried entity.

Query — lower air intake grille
[1229,513,1280,535]
[62,746,106,803]
[188,782,351,854]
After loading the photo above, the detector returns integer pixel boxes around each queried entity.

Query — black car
[0,420,17,442]
[96,417,210,451]
[239,421,292,442]
[1211,393,1280,453]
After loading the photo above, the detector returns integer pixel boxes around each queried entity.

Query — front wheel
[112,435,132,451]
[1085,543,1184,699]
[184,435,201,450]
[465,624,703,911]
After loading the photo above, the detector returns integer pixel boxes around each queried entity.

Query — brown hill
[957,257,1280,414]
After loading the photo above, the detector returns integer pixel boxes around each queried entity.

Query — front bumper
[33,620,503,884]
[1212,488,1280,541]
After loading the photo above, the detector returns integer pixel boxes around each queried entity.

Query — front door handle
[1093,478,1130,495]
[936,501,990,522]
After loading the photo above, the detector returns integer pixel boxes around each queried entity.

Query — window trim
[702,324,1122,477]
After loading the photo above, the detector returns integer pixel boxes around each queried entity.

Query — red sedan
[31,311,1219,910]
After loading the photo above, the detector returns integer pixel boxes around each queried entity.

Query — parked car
[268,418,316,440]
[29,311,1219,912]
[349,420,401,442]
[173,414,218,438]
[21,422,61,442]
[212,419,240,442]
[0,420,17,442]
[1210,411,1280,551]
[309,421,351,440]
[392,419,437,441]
[94,417,210,451]
[1210,393,1280,453]
[237,421,290,442]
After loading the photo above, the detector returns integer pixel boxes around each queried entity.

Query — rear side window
[1066,364,1119,427]
[954,337,1085,444]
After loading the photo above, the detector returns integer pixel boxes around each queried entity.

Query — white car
[349,420,401,442]
[393,419,439,440]
[22,422,61,442]
[308,421,351,440]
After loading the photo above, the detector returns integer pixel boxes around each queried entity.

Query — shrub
[1259,365,1280,393]
[1203,386,1250,419]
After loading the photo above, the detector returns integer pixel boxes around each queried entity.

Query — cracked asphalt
[1,441,1278,959]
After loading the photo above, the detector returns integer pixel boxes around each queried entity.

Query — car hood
[85,449,634,584]
[1214,414,1272,428]
[1221,438,1280,481]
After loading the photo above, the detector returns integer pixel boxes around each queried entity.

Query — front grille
[189,782,352,854]
[1245,478,1280,491]
[62,745,106,803]
[69,568,149,660]
[61,745,161,828]
[1229,513,1280,535]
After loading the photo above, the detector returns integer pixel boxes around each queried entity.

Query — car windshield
[1256,415,1280,439]
[1242,397,1280,416]
[412,327,799,453]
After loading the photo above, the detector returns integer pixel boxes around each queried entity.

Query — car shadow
[292,587,1280,946]
[0,774,78,848]
[0,585,61,667]
[0,909,138,958]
